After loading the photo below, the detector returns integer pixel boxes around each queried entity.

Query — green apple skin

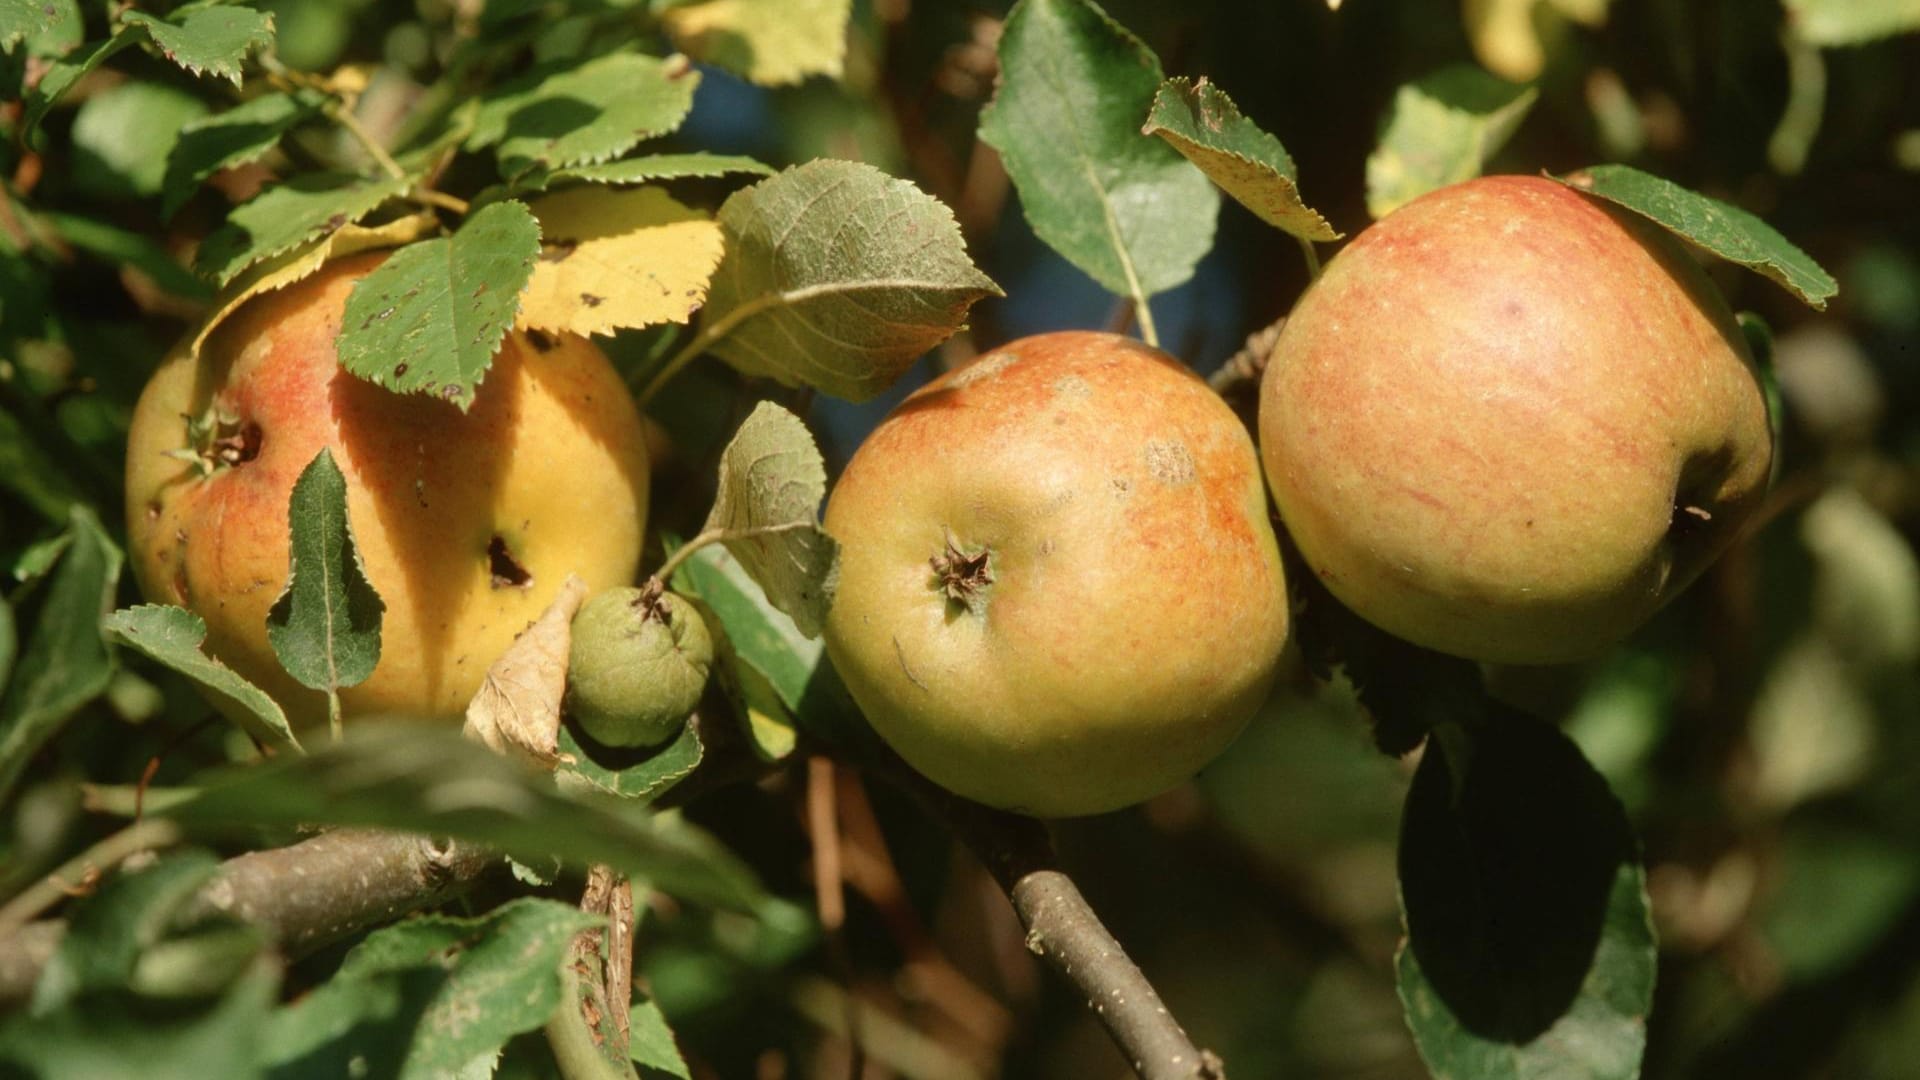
[567,586,712,748]
[1259,174,1772,664]
[126,253,652,729]
[824,332,1291,818]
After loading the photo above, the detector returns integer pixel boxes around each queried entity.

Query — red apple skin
[824,332,1291,818]
[125,252,651,729]
[1259,175,1772,664]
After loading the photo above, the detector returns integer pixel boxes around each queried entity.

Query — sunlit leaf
[104,605,299,754]
[1784,0,1920,47]
[519,186,723,338]
[121,6,274,86]
[162,91,324,220]
[195,172,409,285]
[662,0,850,86]
[1366,64,1536,219]
[1143,77,1338,242]
[469,52,700,179]
[701,402,836,638]
[266,450,384,698]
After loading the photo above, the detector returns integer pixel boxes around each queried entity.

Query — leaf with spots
[262,898,598,1080]
[977,0,1219,300]
[534,152,774,191]
[661,0,851,86]
[699,402,836,638]
[190,212,440,361]
[335,199,541,409]
[1143,77,1339,243]
[194,171,409,285]
[519,186,724,338]
[1556,164,1837,309]
[121,5,274,87]
[266,450,384,732]
[104,604,300,753]
[0,0,67,51]
[468,51,700,180]
[695,159,1000,401]
[1366,64,1536,219]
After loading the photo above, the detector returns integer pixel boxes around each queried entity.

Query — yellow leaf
[662,0,851,87]
[519,186,724,338]
[189,212,439,360]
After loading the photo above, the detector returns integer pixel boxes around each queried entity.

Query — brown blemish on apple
[526,329,556,352]
[1143,439,1195,485]
[950,351,1016,388]
[1053,374,1091,398]
[487,535,534,589]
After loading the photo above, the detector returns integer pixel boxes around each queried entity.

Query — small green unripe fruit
[567,583,713,748]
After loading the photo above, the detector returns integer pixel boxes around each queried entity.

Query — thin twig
[0,818,184,940]
[653,521,817,584]
[328,101,409,182]
[808,757,865,1080]
[410,187,471,216]
[1207,317,1285,398]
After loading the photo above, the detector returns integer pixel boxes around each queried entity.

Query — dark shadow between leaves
[1399,705,1637,1042]
[498,96,602,173]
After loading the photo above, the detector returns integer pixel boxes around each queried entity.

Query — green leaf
[699,159,1000,401]
[543,152,775,190]
[22,34,139,140]
[1783,0,1920,46]
[70,80,210,200]
[168,726,767,911]
[0,0,64,50]
[103,605,300,754]
[1396,709,1655,1080]
[702,402,837,638]
[0,955,278,1080]
[335,199,540,410]
[265,899,597,1080]
[33,852,222,1013]
[121,6,275,87]
[0,598,13,698]
[1557,164,1839,309]
[559,715,704,801]
[162,91,323,220]
[266,450,385,697]
[0,505,122,805]
[1294,580,1483,756]
[0,404,85,523]
[977,0,1219,298]
[43,212,214,301]
[1142,77,1338,242]
[1365,63,1537,219]
[628,988,691,1078]
[660,0,851,86]
[195,172,408,285]
[469,52,700,180]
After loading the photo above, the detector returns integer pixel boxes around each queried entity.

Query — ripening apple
[125,252,651,729]
[1258,174,1772,664]
[824,332,1291,817]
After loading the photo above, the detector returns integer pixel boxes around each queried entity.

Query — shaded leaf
[0,599,12,698]
[520,186,723,337]
[469,52,700,179]
[169,726,766,911]
[662,0,850,86]
[189,213,439,360]
[195,172,409,285]
[104,605,298,753]
[335,199,540,409]
[629,988,691,1078]
[0,0,64,50]
[1397,709,1654,1080]
[33,852,221,1013]
[43,212,213,301]
[122,6,274,87]
[0,407,85,523]
[22,35,140,141]
[162,91,324,220]
[542,152,774,189]
[0,506,122,805]
[700,160,1000,401]
[1366,64,1536,219]
[1558,164,1838,309]
[265,899,597,1080]
[702,402,836,638]
[1783,0,1920,46]
[266,450,384,696]
[1143,77,1338,242]
[559,716,704,802]
[464,575,589,769]
[977,0,1219,297]
[1294,579,1482,757]
[70,80,210,200]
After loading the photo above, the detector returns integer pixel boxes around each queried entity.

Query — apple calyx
[162,402,261,480]
[929,533,993,616]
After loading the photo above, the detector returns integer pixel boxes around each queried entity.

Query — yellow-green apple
[125,252,651,729]
[824,332,1291,817]
[1259,174,1772,664]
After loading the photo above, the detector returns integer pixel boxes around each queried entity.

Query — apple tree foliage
[0,0,1915,1077]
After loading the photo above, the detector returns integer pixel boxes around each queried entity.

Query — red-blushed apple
[1259,174,1772,664]
[824,332,1291,817]
[125,251,651,729]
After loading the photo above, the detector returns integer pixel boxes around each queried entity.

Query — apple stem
[327,691,344,744]
[1296,236,1322,281]
[653,522,820,585]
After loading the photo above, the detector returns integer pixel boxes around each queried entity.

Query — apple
[567,582,712,748]
[823,331,1291,817]
[1258,174,1772,664]
[125,251,652,729]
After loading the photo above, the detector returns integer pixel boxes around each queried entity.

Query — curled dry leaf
[463,573,591,769]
